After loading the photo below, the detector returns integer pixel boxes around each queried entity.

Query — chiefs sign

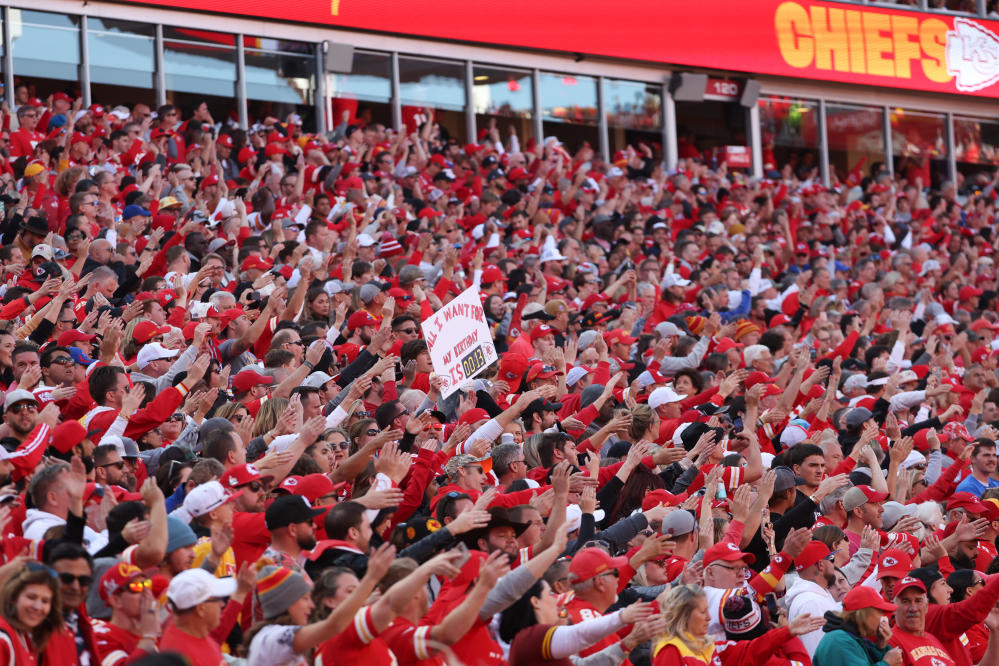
[115,0,999,97]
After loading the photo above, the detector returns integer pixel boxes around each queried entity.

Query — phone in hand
[765,593,779,621]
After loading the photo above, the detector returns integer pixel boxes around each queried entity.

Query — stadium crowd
[0,84,998,666]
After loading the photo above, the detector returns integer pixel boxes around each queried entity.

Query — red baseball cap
[132,321,171,344]
[529,325,556,342]
[641,489,685,511]
[240,255,275,272]
[279,473,340,503]
[842,586,897,612]
[744,371,772,388]
[525,363,557,384]
[703,541,756,567]
[959,285,984,301]
[50,420,89,454]
[498,352,530,393]
[347,310,379,332]
[605,329,638,346]
[99,562,146,603]
[458,408,490,427]
[157,290,178,309]
[232,369,274,394]
[481,265,506,285]
[795,541,831,570]
[237,146,257,163]
[57,329,95,347]
[892,576,926,598]
[715,337,743,354]
[265,143,288,158]
[876,549,913,579]
[569,547,628,584]
[946,492,988,515]
[221,463,274,489]
[216,134,234,148]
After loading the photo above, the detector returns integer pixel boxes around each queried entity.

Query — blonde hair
[629,404,656,441]
[658,584,712,654]
[252,398,288,437]
[841,608,881,637]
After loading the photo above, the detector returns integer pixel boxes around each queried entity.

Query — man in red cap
[92,563,160,665]
[843,484,890,556]
[232,368,274,417]
[875,549,914,601]
[605,329,637,371]
[703,529,809,641]
[564,546,634,663]
[221,463,275,566]
[888,576,955,666]
[787,540,840,656]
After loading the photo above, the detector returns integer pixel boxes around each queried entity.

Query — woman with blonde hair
[0,563,64,665]
[252,397,288,438]
[652,584,824,665]
[813,586,902,666]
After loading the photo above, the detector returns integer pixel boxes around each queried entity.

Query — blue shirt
[954,473,999,497]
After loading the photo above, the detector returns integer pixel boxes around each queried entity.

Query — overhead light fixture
[474,75,489,82]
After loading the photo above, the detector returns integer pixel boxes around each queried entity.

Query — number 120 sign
[421,286,498,398]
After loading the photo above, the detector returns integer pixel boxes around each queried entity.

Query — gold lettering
[810,7,851,71]
[864,12,895,77]
[892,16,920,79]
[775,2,815,69]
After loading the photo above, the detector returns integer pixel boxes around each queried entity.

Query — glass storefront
[954,117,999,176]
[245,37,316,132]
[162,27,237,122]
[399,56,467,143]
[826,102,886,183]
[472,66,533,148]
[605,79,662,158]
[87,18,156,110]
[890,108,947,188]
[540,72,598,155]
[328,50,393,130]
[10,9,80,99]
[758,96,820,176]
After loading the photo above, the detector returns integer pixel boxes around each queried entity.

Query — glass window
[540,72,598,155]
[758,96,820,175]
[890,108,947,188]
[87,18,156,111]
[605,79,661,158]
[10,9,81,98]
[399,57,467,143]
[328,50,392,129]
[826,103,886,184]
[245,37,316,132]
[162,27,237,125]
[954,117,999,172]
[472,66,534,147]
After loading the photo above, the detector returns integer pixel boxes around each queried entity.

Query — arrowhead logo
[946,19,999,92]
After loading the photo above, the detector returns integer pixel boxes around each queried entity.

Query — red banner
[114,0,999,97]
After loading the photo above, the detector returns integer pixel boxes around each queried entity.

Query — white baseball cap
[182,481,242,518]
[302,371,334,389]
[356,233,376,247]
[565,504,605,533]
[566,366,589,387]
[648,386,683,410]
[167,568,237,611]
[662,274,691,289]
[136,342,179,370]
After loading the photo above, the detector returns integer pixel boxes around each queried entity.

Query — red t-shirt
[507,624,572,666]
[158,624,224,666]
[889,628,957,666]
[564,600,632,666]
[9,128,44,158]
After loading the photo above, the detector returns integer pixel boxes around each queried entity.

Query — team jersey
[315,606,396,666]
[889,627,957,666]
[91,619,143,666]
[381,617,443,665]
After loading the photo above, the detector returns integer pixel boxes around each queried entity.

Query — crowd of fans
[0,81,998,666]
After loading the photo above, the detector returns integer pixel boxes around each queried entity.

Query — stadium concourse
[0,76,998,666]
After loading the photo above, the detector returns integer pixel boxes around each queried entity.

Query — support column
[464,60,475,145]
[391,52,402,132]
[663,90,678,171]
[235,35,248,129]
[747,103,763,179]
[597,76,609,162]
[532,68,543,143]
[154,24,166,107]
[818,99,830,187]
[79,15,91,107]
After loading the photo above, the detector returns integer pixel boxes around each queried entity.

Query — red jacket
[924,573,999,666]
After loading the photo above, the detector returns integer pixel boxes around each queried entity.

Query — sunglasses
[168,414,186,422]
[329,441,349,451]
[100,461,125,470]
[48,357,74,366]
[126,579,152,593]
[395,328,418,335]
[366,429,379,436]
[8,403,37,414]
[58,572,93,587]
[241,481,263,493]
